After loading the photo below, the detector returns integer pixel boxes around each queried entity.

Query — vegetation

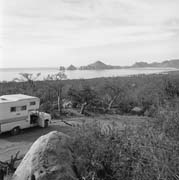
[0,71,178,117]
[0,151,22,179]
[68,84,99,114]
[44,70,67,115]
[72,107,179,180]
[0,71,179,179]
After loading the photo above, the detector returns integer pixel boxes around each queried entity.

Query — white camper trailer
[0,94,51,135]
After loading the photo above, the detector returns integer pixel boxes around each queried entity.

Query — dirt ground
[0,120,74,162]
[0,115,148,162]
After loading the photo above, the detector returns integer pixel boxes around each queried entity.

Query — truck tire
[44,120,49,128]
[11,127,20,136]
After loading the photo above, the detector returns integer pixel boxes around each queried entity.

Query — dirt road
[0,120,75,162]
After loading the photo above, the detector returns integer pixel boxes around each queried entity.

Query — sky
[0,0,179,68]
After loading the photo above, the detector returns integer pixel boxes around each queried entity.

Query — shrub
[154,105,179,140]
[72,115,179,180]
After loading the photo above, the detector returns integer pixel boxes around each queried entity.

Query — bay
[0,67,177,82]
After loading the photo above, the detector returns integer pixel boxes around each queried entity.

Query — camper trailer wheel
[44,120,49,128]
[11,127,20,136]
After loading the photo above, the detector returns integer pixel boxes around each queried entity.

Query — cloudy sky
[1,0,179,68]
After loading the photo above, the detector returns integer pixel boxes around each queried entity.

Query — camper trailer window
[30,101,36,106]
[21,106,27,111]
[10,107,16,112]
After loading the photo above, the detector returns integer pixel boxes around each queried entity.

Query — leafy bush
[165,78,179,98]
[72,112,179,180]
[0,72,179,116]
[154,105,179,140]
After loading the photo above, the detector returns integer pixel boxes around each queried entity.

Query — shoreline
[0,68,178,83]
[0,67,177,71]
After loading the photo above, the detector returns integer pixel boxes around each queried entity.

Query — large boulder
[12,131,77,180]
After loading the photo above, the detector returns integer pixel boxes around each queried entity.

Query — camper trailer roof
[0,94,38,103]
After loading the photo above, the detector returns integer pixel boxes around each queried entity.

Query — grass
[1,72,179,179]
[71,108,179,180]
[2,111,178,180]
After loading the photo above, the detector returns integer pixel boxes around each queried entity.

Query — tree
[68,87,81,108]
[44,70,67,114]
[13,73,41,84]
[59,66,66,71]
[0,151,22,179]
[68,84,98,114]
[13,73,41,94]
[103,80,124,111]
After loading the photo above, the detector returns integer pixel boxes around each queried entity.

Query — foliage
[164,77,179,98]
[72,109,179,180]
[0,151,22,179]
[0,72,179,179]
[44,70,67,114]
[68,84,100,114]
[0,72,179,117]
[13,73,41,83]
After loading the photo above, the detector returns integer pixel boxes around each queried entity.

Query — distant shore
[0,67,178,82]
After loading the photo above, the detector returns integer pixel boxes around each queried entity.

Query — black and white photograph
[0,0,179,179]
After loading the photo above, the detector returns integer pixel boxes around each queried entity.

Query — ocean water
[0,67,177,82]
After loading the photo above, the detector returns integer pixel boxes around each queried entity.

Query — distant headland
[1,59,178,71]
[60,59,179,70]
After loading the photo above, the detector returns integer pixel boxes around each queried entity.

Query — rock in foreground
[12,131,77,180]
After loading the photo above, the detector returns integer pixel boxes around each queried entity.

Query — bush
[154,105,179,140]
[0,72,178,116]
[72,114,179,180]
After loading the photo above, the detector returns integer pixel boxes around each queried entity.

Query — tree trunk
[57,95,60,112]
[80,102,87,114]
[58,88,62,115]
[107,94,119,110]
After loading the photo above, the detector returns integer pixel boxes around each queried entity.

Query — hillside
[67,65,77,70]
[79,61,110,70]
[132,59,179,68]
[79,61,121,70]
[78,59,179,70]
